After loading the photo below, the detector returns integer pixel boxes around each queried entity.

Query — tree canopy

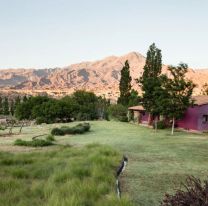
[117,60,132,106]
[139,43,162,120]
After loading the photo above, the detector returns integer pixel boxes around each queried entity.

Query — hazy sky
[0,0,208,69]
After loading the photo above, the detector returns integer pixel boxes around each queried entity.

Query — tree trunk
[127,110,130,122]
[148,113,151,125]
[171,117,175,135]
[9,123,14,134]
[19,121,24,133]
[155,116,158,132]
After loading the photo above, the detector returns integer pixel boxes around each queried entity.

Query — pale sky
[0,0,208,69]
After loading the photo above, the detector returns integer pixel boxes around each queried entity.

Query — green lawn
[0,121,208,206]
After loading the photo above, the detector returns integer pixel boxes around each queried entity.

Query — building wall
[176,106,199,130]
[176,104,208,131]
[196,104,208,131]
[140,112,149,123]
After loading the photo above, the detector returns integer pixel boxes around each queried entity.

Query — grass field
[0,121,208,206]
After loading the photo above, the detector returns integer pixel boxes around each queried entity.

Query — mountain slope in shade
[0,52,207,100]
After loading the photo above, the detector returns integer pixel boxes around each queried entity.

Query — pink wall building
[128,96,208,132]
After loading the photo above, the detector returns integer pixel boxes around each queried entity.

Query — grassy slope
[0,144,132,206]
[0,121,208,205]
[57,121,208,206]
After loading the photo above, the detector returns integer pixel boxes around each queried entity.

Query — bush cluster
[51,123,90,136]
[15,91,110,123]
[46,134,55,141]
[14,139,53,147]
[156,120,168,129]
[161,176,208,206]
[0,125,6,130]
[107,104,128,122]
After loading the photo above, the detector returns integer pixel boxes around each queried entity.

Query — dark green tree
[3,97,10,115]
[157,63,195,135]
[15,96,21,107]
[10,100,15,116]
[117,60,132,106]
[139,43,162,125]
[72,90,99,120]
[23,95,28,102]
[107,104,128,122]
[96,96,110,120]
[15,96,51,120]
[128,89,142,107]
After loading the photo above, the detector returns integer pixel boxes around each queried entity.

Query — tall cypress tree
[139,43,162,124]
[117,60,132,106]
[3,97,9,115]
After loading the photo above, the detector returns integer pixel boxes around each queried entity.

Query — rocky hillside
[0,52,207,100]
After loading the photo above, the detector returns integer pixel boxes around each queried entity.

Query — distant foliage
[108,104,128,122]
[14,139,53,147]
[51,123,91,136]
[15,91,109,123]
[161,176,208,206]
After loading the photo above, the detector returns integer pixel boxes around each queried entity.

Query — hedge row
[14,139,54,147]
[51,123,90,136]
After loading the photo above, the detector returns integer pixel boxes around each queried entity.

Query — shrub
[14,139,53,147]
[77,123,90,132]
[107,104,128,122]
[118,116,128,122]
[161,176,208,206]
[0,125,6,130]
[46,134,55,141]
[51,123,91,135]
[157,120,167,129]
[36,117,47,125]
[51,128,65,136]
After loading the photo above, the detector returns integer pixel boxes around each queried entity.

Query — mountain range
[0,52,208,100]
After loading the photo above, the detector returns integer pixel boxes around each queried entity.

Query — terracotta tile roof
[192,95,208,106]
[128,96,208,111]
[128,105,145,111]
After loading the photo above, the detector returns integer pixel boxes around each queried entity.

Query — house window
[202,115,208,123]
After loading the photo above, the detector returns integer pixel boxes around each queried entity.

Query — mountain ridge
[0,51,207,100]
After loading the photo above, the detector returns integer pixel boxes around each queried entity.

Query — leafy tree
[56,97,78,122]
[15,96,21,107]
[117,60,132,106]
[15,102,33,120]
[108,104,128,122]
[23,95,28,102]
[3,97,10,115]
[72,90,99,120]
[15,96,51,120]
[32,99,58,123]
[138,43,162,125]
[128,89,142,107]
[157,63,195,135]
